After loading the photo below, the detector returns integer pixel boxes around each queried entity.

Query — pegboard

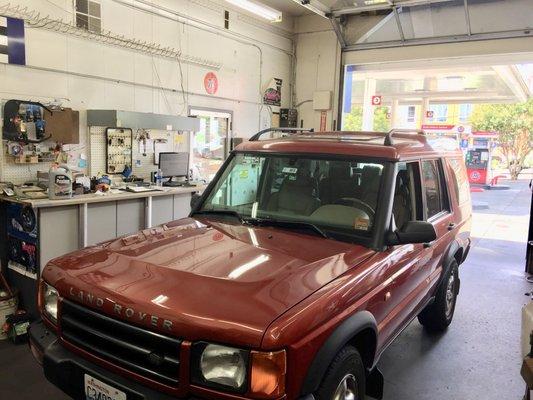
[89,126,190,181]
[89,126,107,177]
[0,125,189,185]
[0,98,89,185]
[1,134,89,185]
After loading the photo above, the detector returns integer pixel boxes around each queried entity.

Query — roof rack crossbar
[249,127,314,141]
[384,128,426,146]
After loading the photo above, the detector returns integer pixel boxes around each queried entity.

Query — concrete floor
[379,179,531,400]
[0,180,531,400]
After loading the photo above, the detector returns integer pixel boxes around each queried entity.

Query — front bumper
[29,320,186,400]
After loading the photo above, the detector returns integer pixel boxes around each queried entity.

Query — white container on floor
[0,294,18,340]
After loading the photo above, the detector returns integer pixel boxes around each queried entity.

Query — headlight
[191,343,249,393]
[42,282,59,323]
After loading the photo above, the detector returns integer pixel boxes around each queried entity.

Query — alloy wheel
[445,273,456,319]
[332,374,358,400]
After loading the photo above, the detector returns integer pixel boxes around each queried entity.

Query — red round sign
[470,171,480,181]
[204,72,218,95]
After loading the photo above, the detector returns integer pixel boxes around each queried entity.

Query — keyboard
[125,186,157,193]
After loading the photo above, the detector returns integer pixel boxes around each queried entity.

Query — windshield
[198,153,384,243]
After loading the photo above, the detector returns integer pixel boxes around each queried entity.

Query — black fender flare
[442,239,461,269]
[437,239,462,293]
[300,310,377,395]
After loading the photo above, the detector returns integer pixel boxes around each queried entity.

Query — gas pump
[466,148,490,185]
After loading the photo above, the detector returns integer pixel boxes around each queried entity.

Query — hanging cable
[0,3,221,69]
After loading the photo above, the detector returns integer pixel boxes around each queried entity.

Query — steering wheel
[333,197,376,219]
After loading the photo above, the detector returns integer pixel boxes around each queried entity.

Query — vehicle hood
[44,217,374,347]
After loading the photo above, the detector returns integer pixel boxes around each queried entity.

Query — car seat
[319,162,357,204]
[392,170,412,229]
[267,170,320,216]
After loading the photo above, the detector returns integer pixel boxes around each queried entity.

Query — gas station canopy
[347,63,532,105]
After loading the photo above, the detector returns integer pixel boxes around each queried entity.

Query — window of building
[429,104,448,122]
[407,106,416,123]
[421,160,449,219]
[459,104,472,122]
[75,0,101,33]
[224,10,230,29]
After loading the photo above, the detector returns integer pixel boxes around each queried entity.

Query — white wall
[0,0,294,139]
[293,15,341,131]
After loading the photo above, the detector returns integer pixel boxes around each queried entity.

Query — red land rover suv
[30,129,471,400]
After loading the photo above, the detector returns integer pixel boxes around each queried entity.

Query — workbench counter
[1,185,206,277]
[0,185,206,208]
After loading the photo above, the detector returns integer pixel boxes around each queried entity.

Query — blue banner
[343,66,355,113]
[0,16,26,65]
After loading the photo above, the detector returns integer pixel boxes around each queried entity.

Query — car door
[420,159,455,293]
[374,161,436,348]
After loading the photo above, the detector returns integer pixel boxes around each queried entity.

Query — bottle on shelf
[156,169,163,187]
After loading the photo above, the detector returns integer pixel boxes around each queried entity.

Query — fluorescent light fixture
[225,0,282,22]
[289,0,330,18]
[363,0,389,5]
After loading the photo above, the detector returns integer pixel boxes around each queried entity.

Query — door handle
[447,223,456,231]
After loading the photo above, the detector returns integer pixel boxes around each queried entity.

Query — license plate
[84,374,127,400]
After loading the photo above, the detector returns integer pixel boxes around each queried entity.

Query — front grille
[60,300,181,387]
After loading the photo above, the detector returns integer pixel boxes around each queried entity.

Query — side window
[421,159,449,219]
[393,162,422,229]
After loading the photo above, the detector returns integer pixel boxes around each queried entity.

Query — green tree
[470,100,532,180]
[373,106,391,132]
[343,106,363,131]
[343,105,391,132]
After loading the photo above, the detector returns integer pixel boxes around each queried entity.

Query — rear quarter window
[447,157,470,205]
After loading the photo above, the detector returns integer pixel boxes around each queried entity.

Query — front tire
[418,259,459,332]
[315,346,366,400]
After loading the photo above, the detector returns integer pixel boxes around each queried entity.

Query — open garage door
[330,0,532,50]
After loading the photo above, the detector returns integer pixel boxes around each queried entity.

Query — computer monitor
[159,152,189,179]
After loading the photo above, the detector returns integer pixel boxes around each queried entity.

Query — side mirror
[190,193,202,210]
[387,221,437,245]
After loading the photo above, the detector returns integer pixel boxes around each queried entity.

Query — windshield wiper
[245,218,330,239]
[192,210,246,224]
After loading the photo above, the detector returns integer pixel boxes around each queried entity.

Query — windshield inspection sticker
[354,218,370,231]
[282,167,298,174]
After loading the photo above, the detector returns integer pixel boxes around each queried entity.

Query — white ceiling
[258,0,339,16]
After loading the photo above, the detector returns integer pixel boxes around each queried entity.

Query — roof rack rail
[384,128,426,146]
[249,127,314,141]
